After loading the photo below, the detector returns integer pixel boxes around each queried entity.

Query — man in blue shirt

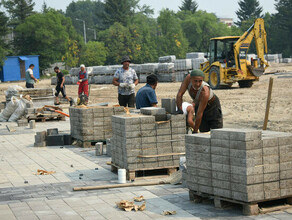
[136,74,158,109]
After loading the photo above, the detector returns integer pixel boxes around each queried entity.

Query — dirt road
[1,63,292,132]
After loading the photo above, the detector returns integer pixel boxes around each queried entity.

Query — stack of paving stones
[111,107,186,171]
[69,106,124,144]
[46,128,64,146]
[17,118,28,127]
[186,128,292,203]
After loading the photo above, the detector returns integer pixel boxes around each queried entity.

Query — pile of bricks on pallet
[111,107,186,170]
[186,128,292,203]
[69,105,124,142]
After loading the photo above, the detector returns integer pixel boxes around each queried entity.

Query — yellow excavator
[200,18,269,89]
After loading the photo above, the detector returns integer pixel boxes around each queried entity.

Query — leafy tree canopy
[179,0,198,14]
[235,0,263,26]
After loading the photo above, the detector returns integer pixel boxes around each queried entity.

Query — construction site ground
[0,63,292,219]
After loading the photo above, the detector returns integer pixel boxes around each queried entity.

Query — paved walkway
[0,120,292,219]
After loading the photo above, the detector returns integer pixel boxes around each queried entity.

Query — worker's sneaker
[69,99,73,106]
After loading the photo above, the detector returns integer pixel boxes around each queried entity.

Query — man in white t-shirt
[177,102,196,131]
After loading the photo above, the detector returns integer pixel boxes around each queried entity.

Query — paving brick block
[229,139,262,150]
[64,134,72,145]
[264,164,279,173]
[278,134,292,146]
[198,185,213,194]
[140,107,166,115]
[263,155,279,164]
[265,190,280,199]
[212,163,230,173]
[213,179,231,190]
[264,173,280,182]
[231,183,264,194]
[212,171,231,181]
[211,146,229,156]
[280,170,292,180]
[212,155,230,165]
[231,173,264,185]
[280,179,292,189]
[230,148,262,159]
[230,157,262,167]
[264,182,279,191]
[211,139,229,148]
[35,131,47,142]
[263,146,279,156]
[170,114,186,121]
[47,128,58,135]
[46,134,64,146]
[232,191,264,202]
[161,98,176,114]
[231,165,263,175]
[280,161,292,171]
[213,188,231,198]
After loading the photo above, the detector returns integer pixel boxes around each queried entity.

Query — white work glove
[129,83,135,89]
[119,83,127,88]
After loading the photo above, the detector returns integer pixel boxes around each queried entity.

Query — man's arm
[61,76,65,88]
[30,71,37,82]
[134,79,139,86]
[176,74,190,111]
[193,87,210,133]
[112,77,120,86]
[186,105,195,129]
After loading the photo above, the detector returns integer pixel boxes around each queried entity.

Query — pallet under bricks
[69,106,124,142]
[186,128,292,203]
[111,112,186,170]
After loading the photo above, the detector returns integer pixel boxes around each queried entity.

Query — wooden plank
[137,152,185,158]
[263,77,274,130]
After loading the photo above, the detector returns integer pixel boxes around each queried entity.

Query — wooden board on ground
[189,189,292,216]
[27,115,65,122]
[111,162,178,181]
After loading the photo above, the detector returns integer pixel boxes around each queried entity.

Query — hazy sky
[33,0,276,21]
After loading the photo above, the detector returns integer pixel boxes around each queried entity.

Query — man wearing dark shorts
[54,66,72,106]
[176,69,223,133]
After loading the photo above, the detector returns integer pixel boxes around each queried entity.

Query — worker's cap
[190,69,205,78]
[80,64,85,68]
[121,56,131,64]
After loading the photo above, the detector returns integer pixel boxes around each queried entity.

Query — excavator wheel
[238,80,253,88]
[209,66,221,89]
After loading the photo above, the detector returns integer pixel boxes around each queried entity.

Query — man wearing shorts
[54,66,72,106]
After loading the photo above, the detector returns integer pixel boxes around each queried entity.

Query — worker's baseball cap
[121,56,131,64]
[190,69,205,78]
[80,64,85,68]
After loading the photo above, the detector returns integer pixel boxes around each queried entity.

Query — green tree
[268,0,292,57]
[235,0,263,26]
[1,0,35,27]
[156,9,189,58]
[14,9,82,70]
[62,39,80,68]
[0,7,9,66]
[179,0,198,13]
[79,41,108,66]
[66,0,104,38]
[103,0,138,27]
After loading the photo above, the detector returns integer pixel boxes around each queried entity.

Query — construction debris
[162,210,177,215]
[35,169,56,175]
[116,200,146,212]
[133,196,144,202]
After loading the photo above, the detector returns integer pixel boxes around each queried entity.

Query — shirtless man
[176,69,223,133]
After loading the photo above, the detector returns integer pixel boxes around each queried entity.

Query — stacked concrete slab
[69,106,124,142]
[186,128,292,203]
[111,108,186,171]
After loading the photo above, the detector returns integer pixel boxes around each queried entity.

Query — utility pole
[87,28,96,40]
[75,18,86,44]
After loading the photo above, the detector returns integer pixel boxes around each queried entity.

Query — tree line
[0,0,291,72]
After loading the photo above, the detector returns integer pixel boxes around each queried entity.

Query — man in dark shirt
[54,66,72,106]
[136,74,158,109]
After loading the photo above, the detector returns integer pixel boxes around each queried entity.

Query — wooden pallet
[189,189,292,215]
[111,163,178,181]
[28,115,65,122]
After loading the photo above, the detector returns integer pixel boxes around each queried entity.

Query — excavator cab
[209,37,239,68]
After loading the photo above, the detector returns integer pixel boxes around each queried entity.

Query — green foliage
[267,0,292,57]
[1,0,35,27]
[180,10,236,52]
[14,9,81,71]
[79,41,108,66]
[179,0,198,13]
[66,0,104,38]
[235,0,263,26]
[156,9,188,58]
[62,39,80,68]
[62,69,69,75]
[103,0,137,28]
[0,9,9,66]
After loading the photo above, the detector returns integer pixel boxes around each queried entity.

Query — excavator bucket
[247,65,265,77]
